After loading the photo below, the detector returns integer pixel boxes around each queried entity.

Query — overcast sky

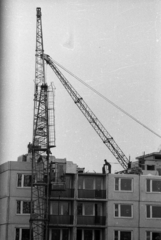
[0,0,161,173]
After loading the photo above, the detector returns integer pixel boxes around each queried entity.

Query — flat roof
[136,152,161,160]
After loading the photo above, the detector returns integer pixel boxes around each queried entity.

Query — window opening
[16,201,32,214]
[147,165,155,170]
[115,204,132,218]
[115,178,132,191]
[147,205,161,218]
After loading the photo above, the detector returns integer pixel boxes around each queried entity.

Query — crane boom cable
[51,58,161,139]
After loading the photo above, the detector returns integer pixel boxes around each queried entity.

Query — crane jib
[43,53,129,170]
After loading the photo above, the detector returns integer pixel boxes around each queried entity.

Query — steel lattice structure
[30,8,55,240]
[43,54,129,170]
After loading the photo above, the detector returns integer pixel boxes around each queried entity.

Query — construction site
[1,4,161,240]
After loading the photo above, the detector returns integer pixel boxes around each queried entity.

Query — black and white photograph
[0,1,161,239]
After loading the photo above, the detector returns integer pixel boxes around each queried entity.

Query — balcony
[49,215,73,224]
[77,216,106,225]
[50,189,74,198]
[78,190,106,199]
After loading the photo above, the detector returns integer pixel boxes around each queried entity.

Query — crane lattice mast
[43,54,129,170]
[30,8,55,240]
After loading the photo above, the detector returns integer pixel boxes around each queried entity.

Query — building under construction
[1,6,161,240]
[0,152,161,240]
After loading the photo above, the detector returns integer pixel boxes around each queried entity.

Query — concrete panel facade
[107,200,139,228]
[1,155,161,240]
[140,175,161,202]
[140,201,161,229]
[108,174,139,201]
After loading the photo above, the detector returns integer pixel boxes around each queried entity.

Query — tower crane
[30,7,130,240]
[43,54,129,170]
[30,8,55,240]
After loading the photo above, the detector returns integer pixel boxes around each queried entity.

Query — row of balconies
[49,215,106,225]
[50,189,106,199]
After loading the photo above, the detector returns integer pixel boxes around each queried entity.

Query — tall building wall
[0,161,32,240]
[1,154,161,240]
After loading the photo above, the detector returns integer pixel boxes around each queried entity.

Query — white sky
[0,0,161,173]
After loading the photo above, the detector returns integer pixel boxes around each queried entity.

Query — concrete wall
[140,175,161,202]
[140,201,161,229]
[0,162,31,198]
[107,201,139,228]
[1,160,161,240]
[7,224,30,240]
[0,161,31,240]
[8,197,30,224]
[0,198,8,224]
[140,227,161,239]
[108,174,139,201]
[0,166,10,197]
[10,170,31,198]
[0,225,7,240]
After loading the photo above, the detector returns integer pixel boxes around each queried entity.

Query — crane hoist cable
[48,58,161,140]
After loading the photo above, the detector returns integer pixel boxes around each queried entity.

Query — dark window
[51,202,69,215]
[77,203,83,215]
[95,178,102,190]
[84,203,93,216]
[120,205,132,217]
[62,202,69,215]
[17,201,21,214]
[152,181,161,192]
[78,177,83,189]
[147,179,150,192]
[147,205,150,218]
[15,229,30,240]
[84,230,92,240]
[24,175,32,187]
[66,176,71,188]
[16,201,31,214]
[120,231,131,240]
[115,178,119,190]
[94,230,100,240]
[21,229,30,240]
[114,231,118,240]
[152,232,161,240]
[77,230,82,240]
[57,164,65,183]
[115,204,132,217]
[15,229,20,240]
[146,231,150,240]
[147,179,161,193]
[17,174,22,187]
[121,179,132,191]
[95,203,101,216]
[114,231,131,240]
[85,177,94,189]
[147,205,161,218]
[147,165,155,170]
[115,178,132,191]
[52,229,60,240]
[17,174,32,187]
[115,204,119,217]
[23,202,31,214]
[152,206,161,218]
[52,202,59,215]
[62,229,69,240]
